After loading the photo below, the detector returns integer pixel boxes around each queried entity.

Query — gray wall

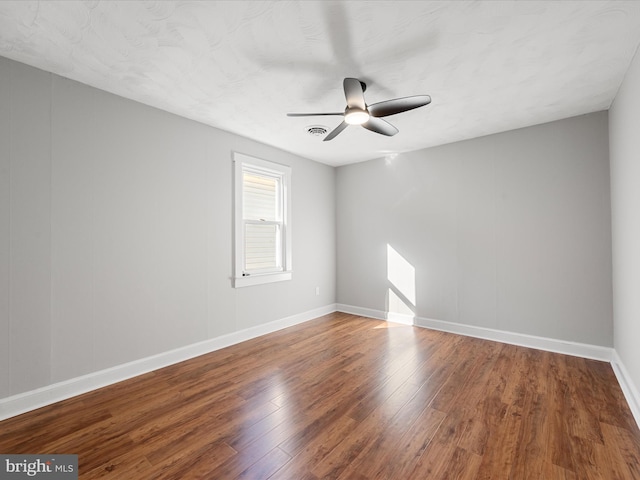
[0,57,336,399]
[0,51,623,403]
[337,112,613,347]
[609,46,640,393]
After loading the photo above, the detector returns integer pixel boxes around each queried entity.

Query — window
[234,153,292,287]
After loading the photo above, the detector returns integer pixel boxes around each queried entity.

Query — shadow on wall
[386,244,416,324]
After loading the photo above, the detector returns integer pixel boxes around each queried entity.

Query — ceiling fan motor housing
[344,107,370,125]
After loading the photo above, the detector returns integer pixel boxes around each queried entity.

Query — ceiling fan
[287,77,431,141]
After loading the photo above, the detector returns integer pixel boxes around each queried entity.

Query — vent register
[306,125,328,136]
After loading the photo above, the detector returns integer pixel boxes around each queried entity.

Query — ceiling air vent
[306,125,328,137]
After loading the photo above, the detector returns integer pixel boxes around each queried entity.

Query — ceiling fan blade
[368,95,431,117]
[323,121,349,141]
[362,117,398,136]
[343,77,366,110]
[287,112,344,117]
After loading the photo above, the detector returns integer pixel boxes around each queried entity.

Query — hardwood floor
[1,312,639,479]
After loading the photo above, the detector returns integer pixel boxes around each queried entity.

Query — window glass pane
[244,223,280,271]
[243,172,278,221]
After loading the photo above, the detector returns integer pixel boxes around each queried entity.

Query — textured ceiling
[1,1,640,166]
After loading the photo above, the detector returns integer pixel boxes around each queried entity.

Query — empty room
[1,1,640,478]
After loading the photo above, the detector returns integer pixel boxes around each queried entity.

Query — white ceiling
[1,1,640,167]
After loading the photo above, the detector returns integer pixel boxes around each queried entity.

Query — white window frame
[233,152,292,288]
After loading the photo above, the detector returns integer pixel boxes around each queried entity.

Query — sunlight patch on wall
[386,244,416,321]
[388,288,414,315]
[387,244,416,305]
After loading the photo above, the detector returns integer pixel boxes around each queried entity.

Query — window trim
[233,152,292,288]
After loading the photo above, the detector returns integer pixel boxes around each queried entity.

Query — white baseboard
[414,316,613,362]
[5,303,636,431]
[336,303,613,361]
[0,304,336,421]
[611,350,640,428]
[336,304,388,322]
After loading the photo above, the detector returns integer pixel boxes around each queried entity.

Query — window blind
[244,223,279,270]
[242,171,282,273]
[243,173,277,221]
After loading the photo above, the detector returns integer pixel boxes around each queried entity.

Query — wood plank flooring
[1,312,639,479]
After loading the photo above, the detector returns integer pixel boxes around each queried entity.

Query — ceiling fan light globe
[344,109,370,125]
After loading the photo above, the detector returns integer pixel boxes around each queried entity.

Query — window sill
[233,271,292,288]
